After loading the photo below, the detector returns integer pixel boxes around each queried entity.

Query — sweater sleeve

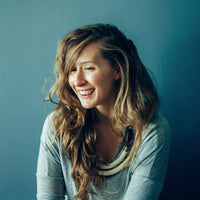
[36,114,67,200]
[124,115,171,200]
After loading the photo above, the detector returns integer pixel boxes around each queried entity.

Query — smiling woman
[36,24,171,200]
[68,42,120,111]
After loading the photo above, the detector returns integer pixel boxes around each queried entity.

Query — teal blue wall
[0,0,199,199]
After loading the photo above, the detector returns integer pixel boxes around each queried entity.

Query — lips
[78,89,95,96]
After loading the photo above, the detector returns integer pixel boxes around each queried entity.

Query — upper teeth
[79,89,94,95]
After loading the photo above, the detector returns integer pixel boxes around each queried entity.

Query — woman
[36,24,171,200]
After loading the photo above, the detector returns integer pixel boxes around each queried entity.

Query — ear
[114,69,121,80]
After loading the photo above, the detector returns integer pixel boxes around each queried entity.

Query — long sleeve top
[36,113,171,200]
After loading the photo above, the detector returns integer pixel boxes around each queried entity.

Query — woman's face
[68,42,121,113]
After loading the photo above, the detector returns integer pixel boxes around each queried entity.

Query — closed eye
[83,64,96,71]
[85,67,94,71]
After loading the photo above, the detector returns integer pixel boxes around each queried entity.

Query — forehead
[75,42,103,65]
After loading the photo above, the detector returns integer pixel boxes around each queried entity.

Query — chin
[81,103,96,110]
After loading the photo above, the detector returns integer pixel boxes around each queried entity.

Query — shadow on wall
[159,32,200,200]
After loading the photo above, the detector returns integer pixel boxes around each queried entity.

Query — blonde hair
[48,24,159,199]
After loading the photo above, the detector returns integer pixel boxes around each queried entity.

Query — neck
[93,108,112,124]
[94,91,117,122]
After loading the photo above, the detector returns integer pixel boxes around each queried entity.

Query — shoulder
[130,114,171,168]
[40,111,56,145]
[142,114,171,147]
[43,111,54,129]
[151,114,170,132]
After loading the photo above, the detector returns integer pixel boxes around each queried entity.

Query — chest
[61,155,131,200]
[95,127,122,163]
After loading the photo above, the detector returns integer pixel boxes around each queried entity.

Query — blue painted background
[0,0,199,199]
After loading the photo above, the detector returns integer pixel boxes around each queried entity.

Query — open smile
[77,89,95,97]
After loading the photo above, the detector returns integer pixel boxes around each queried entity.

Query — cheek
[90,77,104,89]
[68,76,73,88]
[96,79,114,93]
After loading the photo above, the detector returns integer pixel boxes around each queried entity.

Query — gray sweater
[36,113,171,200]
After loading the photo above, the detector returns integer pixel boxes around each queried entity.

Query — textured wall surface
[0,0,199,199]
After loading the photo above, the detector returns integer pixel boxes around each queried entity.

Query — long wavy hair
[48,24,159,199]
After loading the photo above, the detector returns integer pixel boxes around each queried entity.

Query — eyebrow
[81,61,95,64]
[76,60,97,66]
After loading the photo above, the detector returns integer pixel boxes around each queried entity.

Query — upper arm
[124,115,171,200]
[36,114,66,200]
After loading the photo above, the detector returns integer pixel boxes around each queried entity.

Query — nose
[73,70,86,86]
